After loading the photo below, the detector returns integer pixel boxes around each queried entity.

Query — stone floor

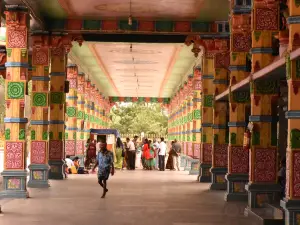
[0,170,254,225]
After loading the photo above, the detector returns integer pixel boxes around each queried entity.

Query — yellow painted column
[210,50,230,190]
[84,79,91,142]
[28,32,50,188]
[199,55,214,182]
[76,72,85,165]
[225,3,251,201]
[192,66,202,159]
[65,64,78,157]
[1,5,29,198]
[48,34,70,180]
[280,0,300,222]
[90,84,96,129]
[246,0,280,209]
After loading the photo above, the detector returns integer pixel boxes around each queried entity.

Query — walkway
[0,170,251,225]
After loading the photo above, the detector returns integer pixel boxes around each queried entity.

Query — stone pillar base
[189,159,199,175]
[224,173,248,202]
[280,198,300,225]
[184,156,192,171]
[48,160,65,180]
[0,170,29,198]
[198,163,211,183]
[28,164,50,188]
[180,155,187,168]
[246,183,281,208]
[209,167,227,190]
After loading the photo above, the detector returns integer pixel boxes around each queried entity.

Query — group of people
[120,137,182,172]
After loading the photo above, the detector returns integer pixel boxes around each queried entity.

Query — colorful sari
[115,147,123,169]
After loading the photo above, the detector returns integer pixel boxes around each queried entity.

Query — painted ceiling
[70,42,196,98]
[38,0,229,21]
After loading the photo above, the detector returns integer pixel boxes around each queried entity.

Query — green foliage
[109,103,168,135]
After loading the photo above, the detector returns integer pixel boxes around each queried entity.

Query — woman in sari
[142,139,150,170]
[147,140,156,170]
[115,137,124,170]
[166,141,175,170]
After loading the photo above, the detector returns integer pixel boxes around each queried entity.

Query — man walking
[92,141,114,199]
[158,137,167,171]
[172,139,181,171]
[126,137,136,170]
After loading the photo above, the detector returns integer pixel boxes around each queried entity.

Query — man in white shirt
[65,155,74,173]
[153,139,160,170]
[126,137,136,170]
[158,137,167,171]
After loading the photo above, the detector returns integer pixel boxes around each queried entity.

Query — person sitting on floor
[73,156,80,170]
[65,155,74,174]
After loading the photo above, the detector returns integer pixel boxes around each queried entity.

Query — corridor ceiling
[70,42,196,98]
[8,0,230,98]
[38,0,229,21]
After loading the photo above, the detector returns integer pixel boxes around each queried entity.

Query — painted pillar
[95,89,100,129]
[192,66,202,162]
[84,79,91,142]
[1,5,29,198]
[187,93,193,158]
[210,51,230,190]
[246,0,280,209]
[48,34,70,180]
[225,3,252,201]
[199,56,214,182]
[76,72,85,165]
[89,84,95,130]
[28,32,50,188]
[280,0,300,223]
[65,64,78,157]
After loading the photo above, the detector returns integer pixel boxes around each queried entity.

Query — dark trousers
[128,151,136,170]
[158,155,165,171]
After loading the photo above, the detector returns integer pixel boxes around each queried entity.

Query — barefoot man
[92,141,114,198]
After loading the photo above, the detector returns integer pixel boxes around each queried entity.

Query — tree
[109,103,168,136]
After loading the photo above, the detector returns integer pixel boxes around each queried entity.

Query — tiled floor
[0,170,252,225]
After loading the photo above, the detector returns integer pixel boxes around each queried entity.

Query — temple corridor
[0,170,250,225]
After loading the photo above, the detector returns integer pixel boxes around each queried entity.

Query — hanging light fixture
[128,0,132,26]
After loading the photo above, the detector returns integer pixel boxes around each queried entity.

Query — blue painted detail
[200,33,230,39]
[66,96,78,100]
[285,110,300,119]
[66,127,78,131]
[77,101,85,104]
[31,76,50,81]
[67,64,77,68]
[202,74,214,79]
[202,123,212,127]
[228,122,247,127]
[5,62,29,68]
[212,124,227,129]
[232,6,251,14]
[50,72,66,76]
[249,115,277,122]
[192,129,202,133]
[229,65,248,71]
[0,66,6,71]
[213,79,228,85]
[251,48,273,54]
[83,129,91,132]
[49,120,65,124]
[30,120,49,125]
[4,118,28,123]
[193,98,202,102]
[287,16,300,24]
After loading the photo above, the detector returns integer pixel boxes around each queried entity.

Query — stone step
[245,205,285,225]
